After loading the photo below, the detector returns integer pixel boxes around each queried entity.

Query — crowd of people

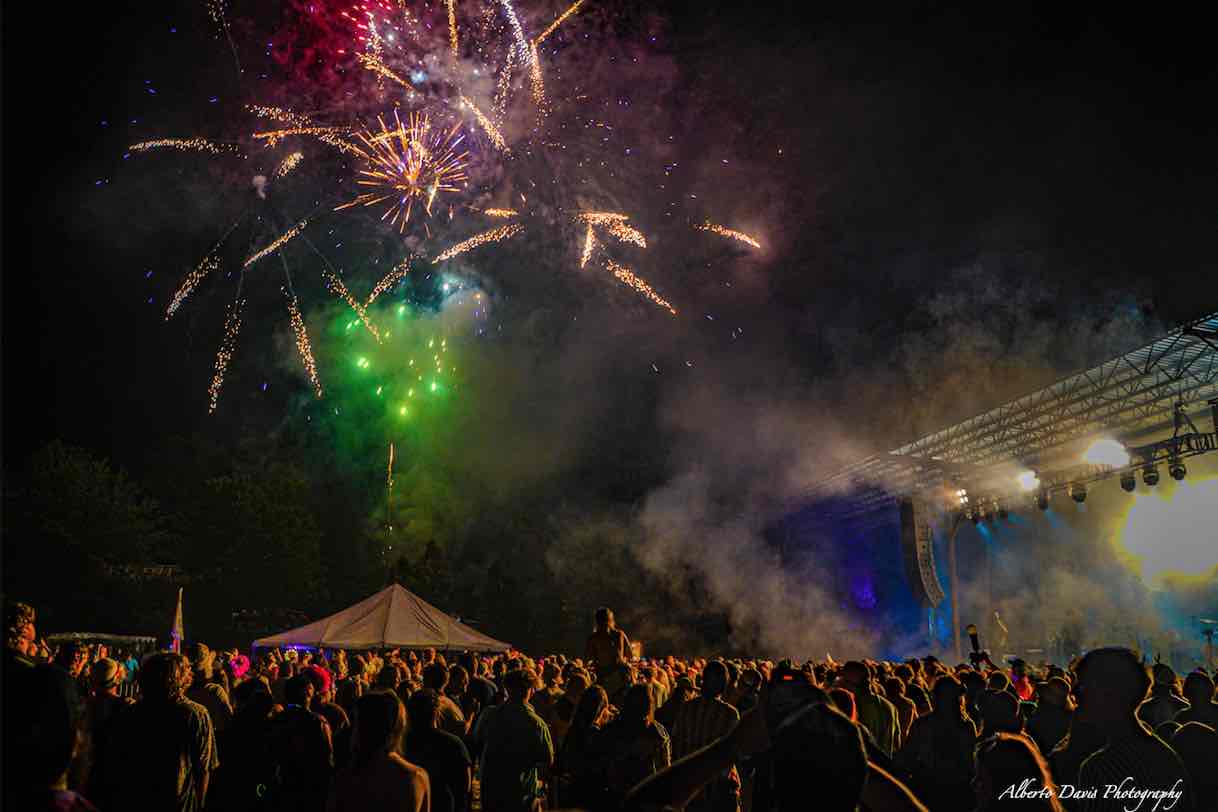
[5,601,1218,811]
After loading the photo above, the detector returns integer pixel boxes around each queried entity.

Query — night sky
[5,2,1217,471]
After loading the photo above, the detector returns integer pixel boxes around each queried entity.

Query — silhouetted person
[898,674,977,812]
[1071,647,1192,812]
[1027,677,1073,755]
[1173,672,1218,729]
[979,690,1024,739]
[328,691,430,812]
[670,660,740,812]
[973,732,1064,811]
[592,682,671,799]
[837,660,900,756]
[266,672,334,812]
[586,607,632,704]
[479,667,554,812]
[556,685,613,810]
[4,663,99,811]
[1170,722,1218,810]
[1138,663,1189,728]
[404,689,471,812]
[92,652,218,812]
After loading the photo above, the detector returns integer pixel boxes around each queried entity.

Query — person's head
[5,601,36,656]
[980,690,1023,735]
[406,688,440,731]
[1151,662,1178,691]
[503,667,535,702]
[422,662,449,692]
[702,660,729,699]
[618,683,654,727]
[90,658,122,696]
[1010,658,1028,679]
[232,676,273,717]
[572,685,609,733]
[835,661,870,695]
[1039,677,1072,710]
[305,665,333,701]
[594,606,615,631]
[986,670,1012,694]
[285,672,316,708]
[353,691,407,767]
[1074,647,1151,728]
[54,642,86,676]
[931,673,967,717]
[1181,672,1215,705]
[973,733,1063,811]
[187,642,213,680]
[739,667,763,695]
[564,670,592,701]
[447,664,469,695]
[828,687,857,721]
[138,653,193,703]
[882,677,907,701]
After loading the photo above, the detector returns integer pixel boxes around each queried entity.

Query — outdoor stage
[785,311,1218,669]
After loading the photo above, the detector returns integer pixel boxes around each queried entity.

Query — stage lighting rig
[1143,465,1160,487]
[1069,483,1087,503]
[1036,491,1050,511]
[1120,470,1137,492]
[1170,458,1187,481]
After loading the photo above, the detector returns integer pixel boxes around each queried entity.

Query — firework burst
[433,223,524,263]
[696,221,762,250]
[335,111,470,233]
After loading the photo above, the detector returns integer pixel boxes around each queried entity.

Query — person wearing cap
[79,658,133,793]
[1138,662,1189,728]
[1008,659,1034,702]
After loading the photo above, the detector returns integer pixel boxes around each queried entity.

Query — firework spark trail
[166,216,243,319]
[357,52,414,91]
[533,0,585,45]
[326,272,382,342]
[495,0,545,109]
[580,223,597,268]
[388,442,395,487]
[696,221,762,250]
[275,152,304,178]
[433,223,523,263]
[447,0,458,57]
[483,207,519,218]
[205,0,243,76]
[252,127,363,156]
[366,258,413,306]
[604,259,677,316]
[287,295,323,398]
[459,96,509,152]
[243,220,308,268]
[129,138,240,155]
[208,291,246,414]
[576,211,631,224]
[494,45,516,118]
[606,219,647,248]
[335,111,470,232]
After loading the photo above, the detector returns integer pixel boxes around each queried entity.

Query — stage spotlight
[1120,471,1136,492]
[1170,459,1186,481]
[1016,471,1040,492]
[1070,483,1087,503]
[1036,491,1050,511]
[1143,465,1160,487]
[956,488,969,506]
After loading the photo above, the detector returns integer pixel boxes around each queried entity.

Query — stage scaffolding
[806,309,1218,521]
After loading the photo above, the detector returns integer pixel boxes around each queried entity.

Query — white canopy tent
[252,583,511,652]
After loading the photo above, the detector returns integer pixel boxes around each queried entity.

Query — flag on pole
[170,587,185,653]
